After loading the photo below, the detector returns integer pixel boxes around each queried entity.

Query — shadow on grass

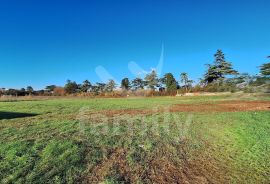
[0,111,39,120]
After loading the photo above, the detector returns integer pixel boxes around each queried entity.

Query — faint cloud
[95,44,164,81]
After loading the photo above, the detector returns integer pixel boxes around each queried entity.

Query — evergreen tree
[260,56,270,77]
[64,80,78,94]
[121,78,130,90]
[26,86,34,95]
[203,64,219,84]
[204,50,238,84]
[131,78,145,90]
[145,70,159,90]
[45,85,56,92]
[80,80,92,92]
[91,85,99,94]
[105,80,116,92]
[161,73,177,91]
[19,88,26,96]
[96,82,106,92]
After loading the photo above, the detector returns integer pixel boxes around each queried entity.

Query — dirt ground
[170,100,270,113]
[98,101,270,117]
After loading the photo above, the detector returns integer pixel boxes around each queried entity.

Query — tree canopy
[121,78,130,90]
[145,70,159,90]
[180,72,193,93]
[64,80,78,94]
[105,80,116,92]
[26,86,34,94]
[131,78,145,90]
[45,85,56,92]
[204,50,238,84]
[80,80,91,92]
[161,73,177,91]
[260,57,270,77]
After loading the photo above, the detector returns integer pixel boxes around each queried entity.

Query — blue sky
[0,0,269,89]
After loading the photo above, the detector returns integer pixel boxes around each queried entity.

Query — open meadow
[0,94,270,183]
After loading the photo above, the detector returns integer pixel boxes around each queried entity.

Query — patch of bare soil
[99,101,270,117]
[170,100,270,113]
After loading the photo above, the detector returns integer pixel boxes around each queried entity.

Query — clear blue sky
[0,0,269,89]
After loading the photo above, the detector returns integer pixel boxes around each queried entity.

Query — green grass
[0,95,269,183]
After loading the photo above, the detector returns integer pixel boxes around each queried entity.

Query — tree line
[1,50,269,97]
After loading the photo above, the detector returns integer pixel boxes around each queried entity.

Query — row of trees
[39,71,193,96]
[0,86,35,96]
[120,71,193,92]
[1,50,269,96]
[63,79,117,94]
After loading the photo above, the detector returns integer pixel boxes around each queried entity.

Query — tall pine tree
[161,73,177,92]
[204,50,238,84]
[131,78,145,90]
[121,78,130,90]
[145,70,159,90]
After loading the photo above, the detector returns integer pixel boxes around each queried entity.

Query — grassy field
[0,94,269,183]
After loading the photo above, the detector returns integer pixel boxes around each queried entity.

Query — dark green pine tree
[64,80,78,94]
[121,78,130,90]
[80,80,92,92]
[161,73,177,92]
[214,50,238,77]
[131,77,145,90]
[260,56,270,77]
[204,50,238,84]
[144,70,159,90]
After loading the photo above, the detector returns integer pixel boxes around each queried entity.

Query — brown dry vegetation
[94,100,270,117]
[81,139,231,184]
[83,146,212,184]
